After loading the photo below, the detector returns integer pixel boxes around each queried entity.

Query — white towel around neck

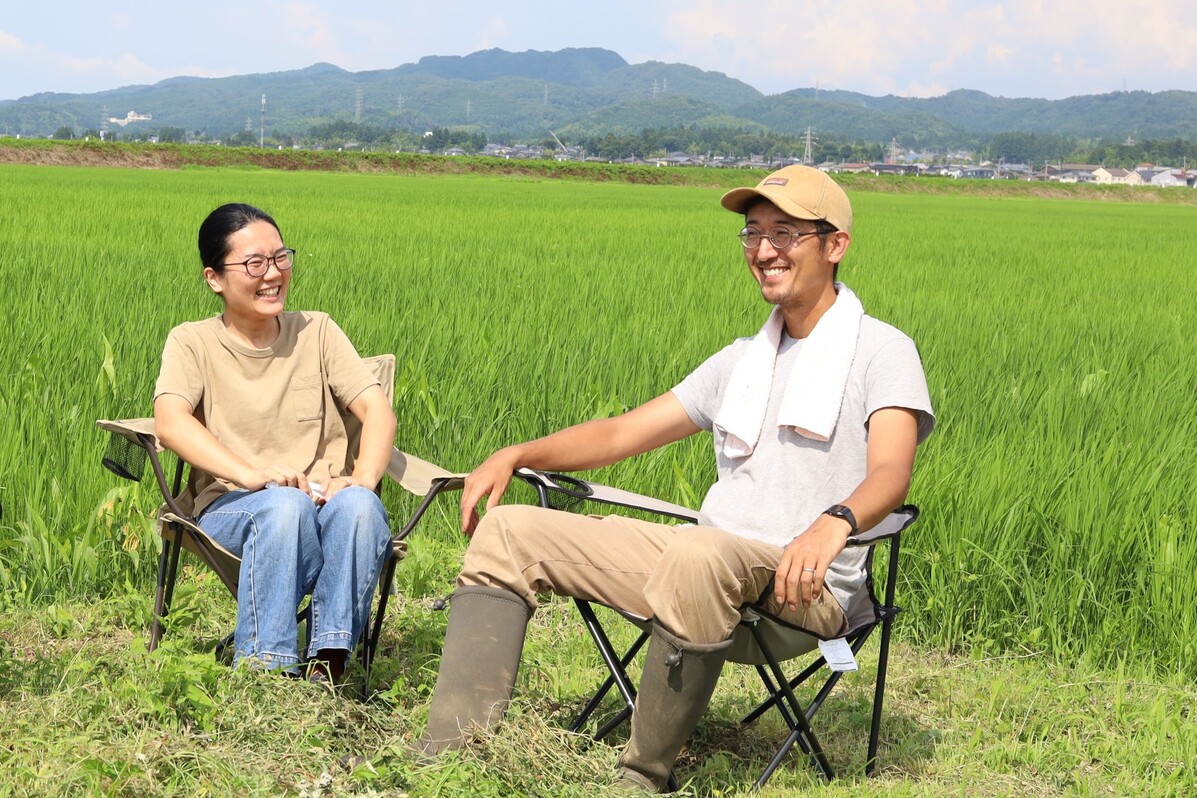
[713,283,864,457]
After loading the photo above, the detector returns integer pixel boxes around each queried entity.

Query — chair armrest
[96,417,197,520]
[844,504,919,547]
[96,417,162,451]
[96,417,160,482]
[384,448,467,497]
[513,469,700,523]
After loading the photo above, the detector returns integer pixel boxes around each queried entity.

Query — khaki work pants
[460,505,846,645]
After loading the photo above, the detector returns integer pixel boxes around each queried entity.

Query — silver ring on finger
[802,567,816,573]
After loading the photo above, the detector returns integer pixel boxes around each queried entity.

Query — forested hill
[3,46,1195,145]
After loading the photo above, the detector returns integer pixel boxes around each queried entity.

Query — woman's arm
[321,384,396,502]
[153,393,312,494]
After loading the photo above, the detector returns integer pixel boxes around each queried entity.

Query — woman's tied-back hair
[198,203,282,273]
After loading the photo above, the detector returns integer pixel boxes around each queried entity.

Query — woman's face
[203,220,291,323]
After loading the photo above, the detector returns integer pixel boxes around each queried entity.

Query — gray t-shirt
[671,315,935,612]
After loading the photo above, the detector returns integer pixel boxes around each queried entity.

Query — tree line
[49,121,1197,169]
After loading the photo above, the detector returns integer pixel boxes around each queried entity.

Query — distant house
[443,147,467,156]
[656,151,701,166]
[1092,166,1131,184]
[1151,170,1189,188]
[1057,169,1098,184]
[960,167,996,179]
[871,163,919,176]
[1046,164,1099,182]
[997,163,1033,179]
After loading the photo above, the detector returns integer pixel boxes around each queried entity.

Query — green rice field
[0,162,1195,795]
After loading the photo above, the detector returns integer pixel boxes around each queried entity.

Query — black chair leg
[749,623,835,786]
[866,616,895,775]
[149,535,182,651]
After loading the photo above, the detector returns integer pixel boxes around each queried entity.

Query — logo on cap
[762,178,789,186]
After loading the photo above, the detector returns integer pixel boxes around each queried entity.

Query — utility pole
[260,94,266,147]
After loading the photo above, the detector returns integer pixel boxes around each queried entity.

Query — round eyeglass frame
[737,229,824,250]
[223,247,296,277]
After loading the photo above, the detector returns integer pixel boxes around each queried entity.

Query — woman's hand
[319,475,373,505]
[240,464,312,496]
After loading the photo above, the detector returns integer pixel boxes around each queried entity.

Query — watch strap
[823,504,859,536]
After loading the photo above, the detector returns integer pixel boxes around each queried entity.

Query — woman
[154,203,396,684]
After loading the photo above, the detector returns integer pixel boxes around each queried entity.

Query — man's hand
[460,447,522,535]
[773,513,853,611]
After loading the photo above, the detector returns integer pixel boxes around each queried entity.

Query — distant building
[107,111,152,127]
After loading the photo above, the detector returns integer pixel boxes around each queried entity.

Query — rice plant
[1,164,1194,682]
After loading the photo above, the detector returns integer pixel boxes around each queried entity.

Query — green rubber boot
[616,623,733,792]
[413,585,532,754]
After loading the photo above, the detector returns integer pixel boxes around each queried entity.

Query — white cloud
[900,80,951,98]
[479,16,507,49]
[0,30,25,55]
[280,2,354,66]
[661,0,1197,98]
[987,45,1014,65]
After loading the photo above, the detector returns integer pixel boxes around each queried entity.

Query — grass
[1,583,1194,797]
[1,160,1196,793]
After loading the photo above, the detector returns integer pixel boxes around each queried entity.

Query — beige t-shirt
[154,311,379,517]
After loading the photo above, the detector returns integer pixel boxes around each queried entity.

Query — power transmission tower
[260,94,266,147]
[397,93,403,113]
[543,83,548,105]
[803,127,816,164]
[354,88,363,123]
[652,79,659,98]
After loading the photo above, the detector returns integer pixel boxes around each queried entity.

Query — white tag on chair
[818,638,858,672]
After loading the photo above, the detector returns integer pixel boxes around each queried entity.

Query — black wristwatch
[822,504,859,536]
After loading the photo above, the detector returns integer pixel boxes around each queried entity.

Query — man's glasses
[223,248,296,277]
[738,229,823,250]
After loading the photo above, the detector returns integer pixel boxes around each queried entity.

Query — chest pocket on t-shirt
[291,374,325,422]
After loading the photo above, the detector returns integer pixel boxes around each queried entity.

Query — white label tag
[818,638,858,672]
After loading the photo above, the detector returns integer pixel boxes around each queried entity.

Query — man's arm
[460,391,701,534]
[773,406,920,612]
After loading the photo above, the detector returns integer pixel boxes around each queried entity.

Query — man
[416,165,935,791]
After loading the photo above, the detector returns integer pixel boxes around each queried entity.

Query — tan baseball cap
[720,164,853,232]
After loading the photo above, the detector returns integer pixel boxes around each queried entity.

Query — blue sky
[3,1,1195,102]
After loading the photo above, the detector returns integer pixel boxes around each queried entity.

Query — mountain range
[3,47,1196,146]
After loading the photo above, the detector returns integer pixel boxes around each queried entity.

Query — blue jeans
[198,485,391,673]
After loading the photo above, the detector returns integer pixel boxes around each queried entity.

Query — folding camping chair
[96,354,467,695]
[515,469,920,789]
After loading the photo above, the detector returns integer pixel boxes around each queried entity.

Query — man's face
[741,200,842,310]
